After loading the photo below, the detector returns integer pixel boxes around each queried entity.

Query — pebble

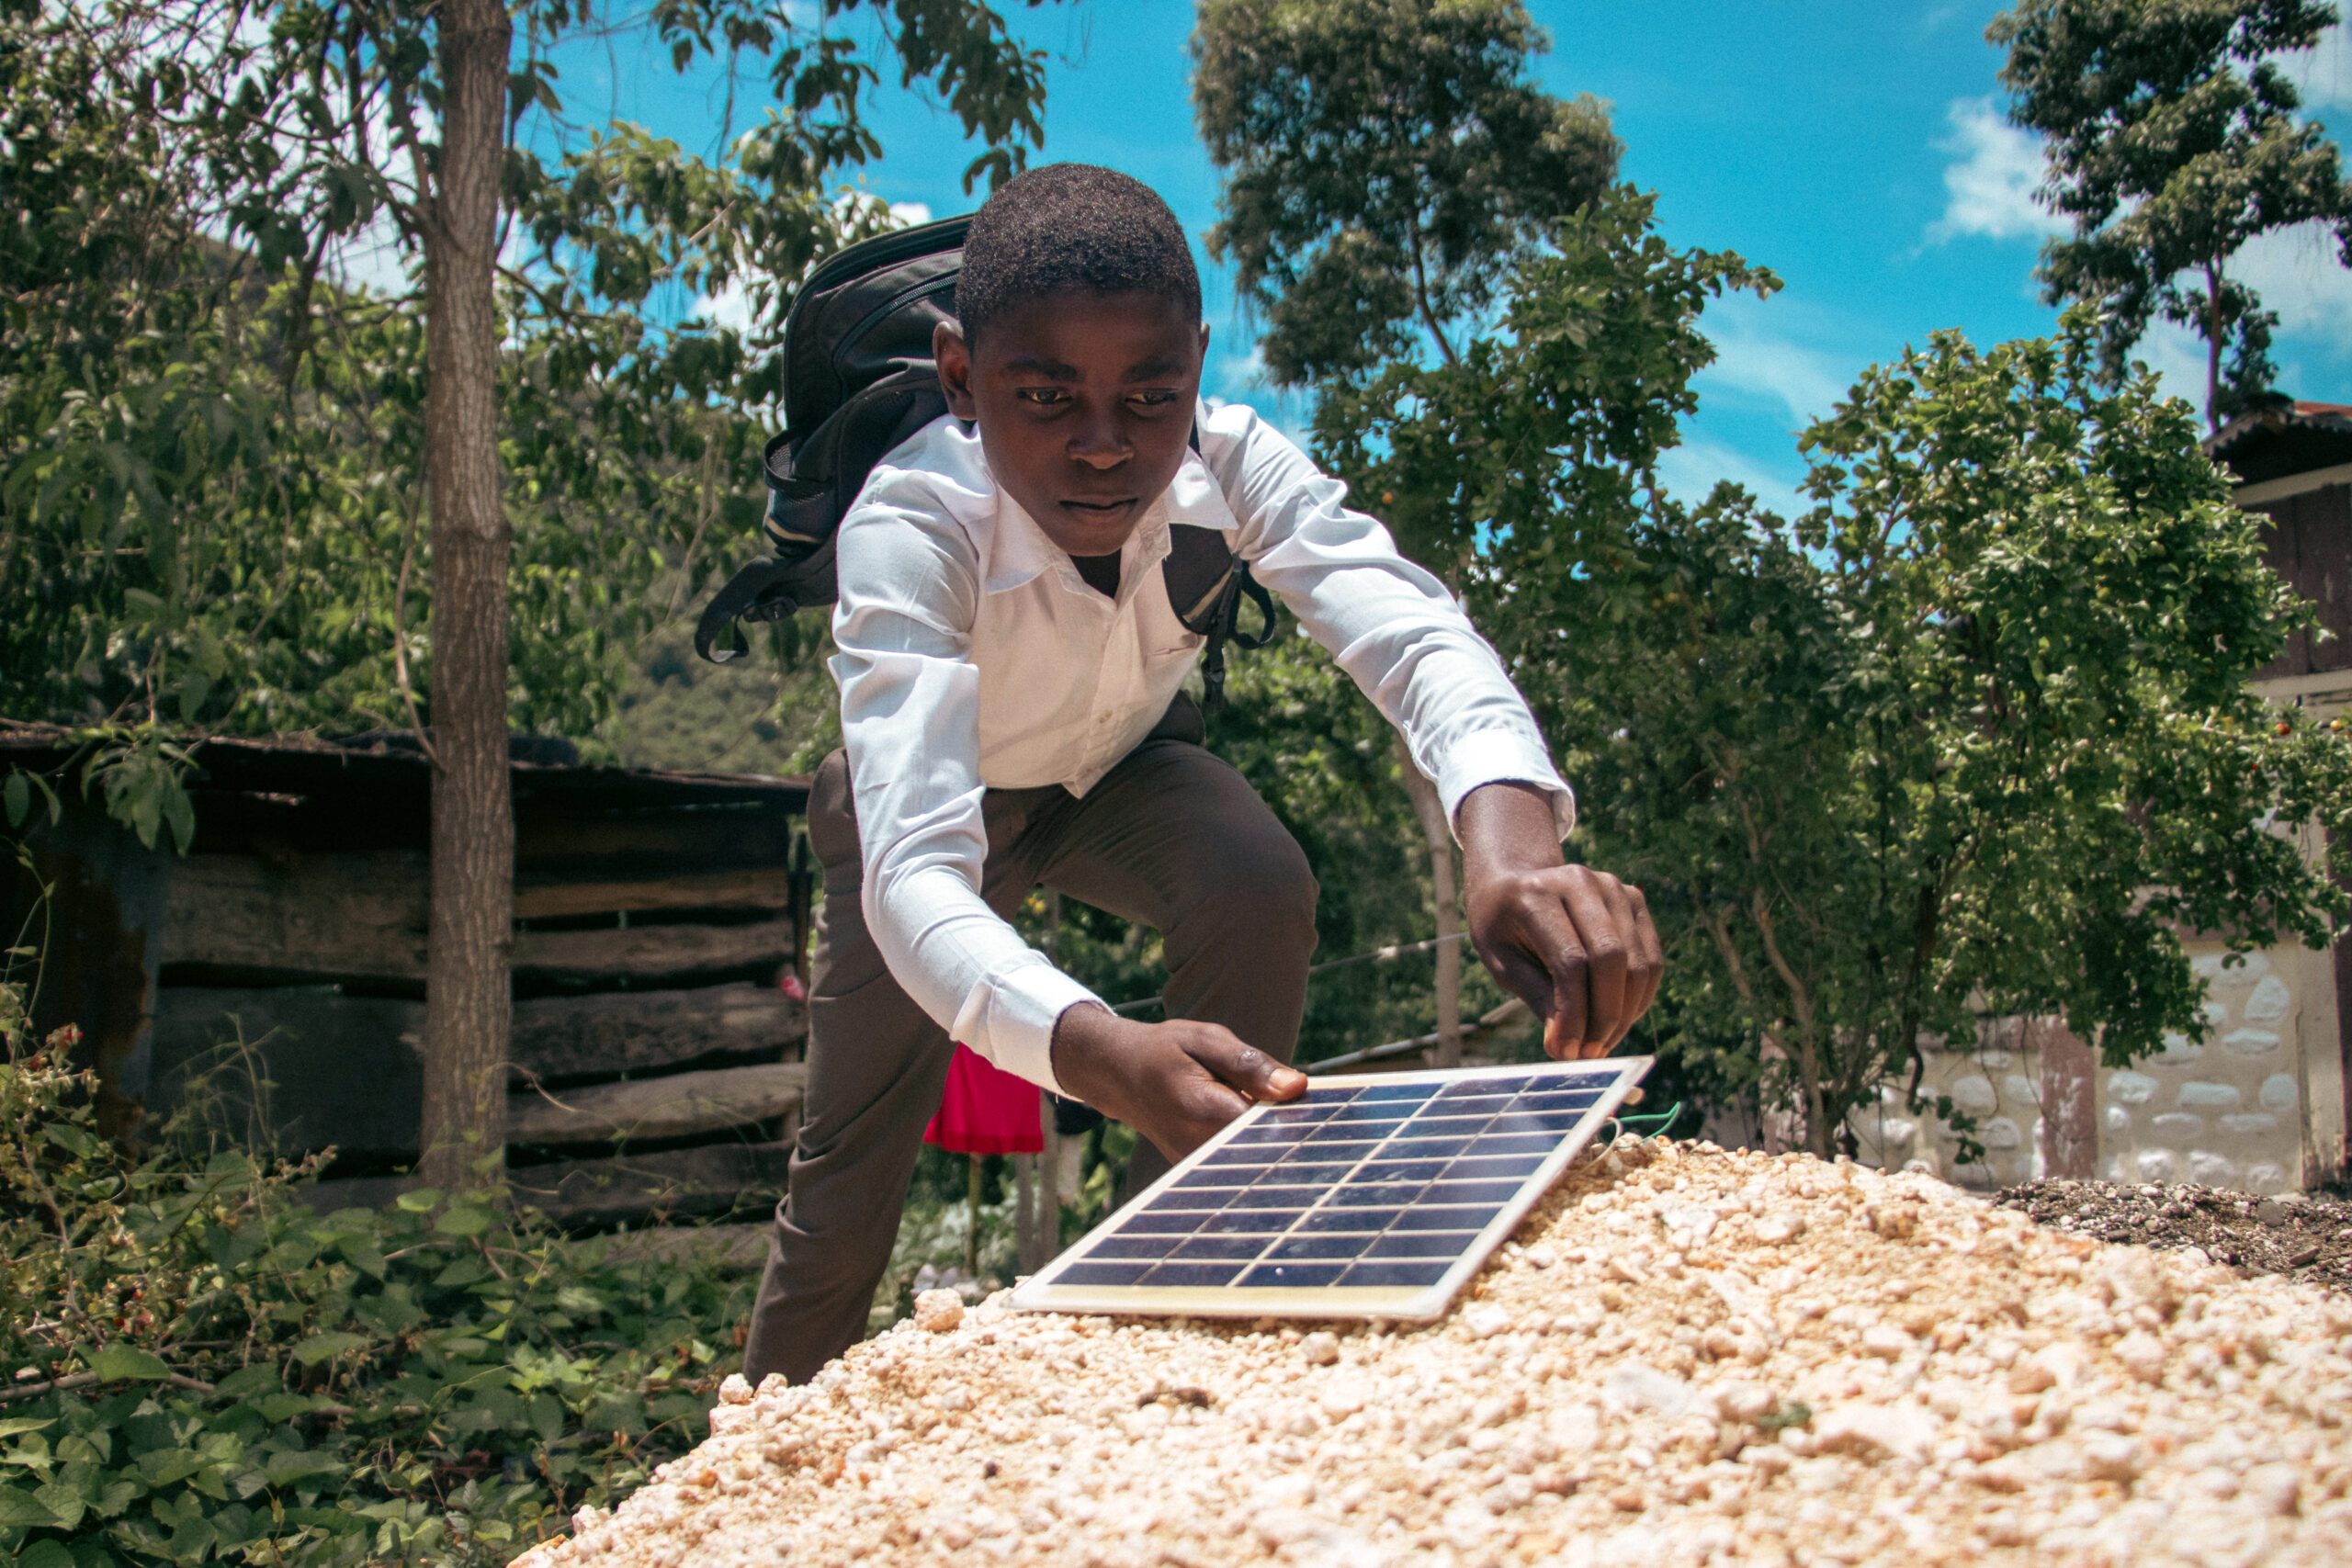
[514,1144,2352,1568]
[912,1289,965,1333]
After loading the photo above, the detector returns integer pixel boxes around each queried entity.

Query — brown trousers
[741,697,1318,1385]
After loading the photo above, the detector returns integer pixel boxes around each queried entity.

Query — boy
[741,164,1660,1385]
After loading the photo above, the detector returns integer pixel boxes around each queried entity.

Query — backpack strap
[1163,423,1275,714]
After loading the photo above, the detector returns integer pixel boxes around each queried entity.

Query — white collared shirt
[830,398,1575,1094]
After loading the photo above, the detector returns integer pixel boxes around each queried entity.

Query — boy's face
[934,290,1209,559]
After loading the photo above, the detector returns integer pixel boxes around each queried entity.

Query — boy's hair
[955,164,1202,342]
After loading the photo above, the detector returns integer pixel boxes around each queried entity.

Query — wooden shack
[1,725,813,1224]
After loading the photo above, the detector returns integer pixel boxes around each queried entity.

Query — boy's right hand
[1048,1003,1306,1163]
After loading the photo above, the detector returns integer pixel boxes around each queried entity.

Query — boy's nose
[1069,411,1131,468]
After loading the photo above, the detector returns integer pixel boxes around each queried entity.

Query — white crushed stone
[515,1140,2352,1568]
[913,1289,966,1334]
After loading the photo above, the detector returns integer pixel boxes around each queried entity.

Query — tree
[4,0,1057,1184]
[1992,0,2352,430]
[1327,192,2352,1152]
[1192,0,1617,1066]
[1191,0,1618,386]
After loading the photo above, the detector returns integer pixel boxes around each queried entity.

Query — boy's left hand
[1457,781,1663,1058]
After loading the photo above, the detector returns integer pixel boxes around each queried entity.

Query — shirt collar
[980,445,1239,598]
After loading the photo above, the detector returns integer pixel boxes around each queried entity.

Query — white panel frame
[1009,1056,1653,1321]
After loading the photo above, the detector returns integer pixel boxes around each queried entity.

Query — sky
[532,1,2352,521]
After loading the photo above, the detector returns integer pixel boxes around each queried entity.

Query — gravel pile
[516,1140,2352,1568]
[1997,1179,2352,1293]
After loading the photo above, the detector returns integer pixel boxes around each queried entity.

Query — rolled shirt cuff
[1436,730,1578,844]
[951,957,1101,1099]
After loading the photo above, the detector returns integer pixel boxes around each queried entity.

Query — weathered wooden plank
[511,982,805,1081]
[507,1061,808,1145]
[303,1141,794,1225]
[513,1141,794,1225]
[512,866,788,920]
[154,985,804,1155]
[150,987,425,1157]
[160,852,429,985]
[165,849,796,987]
[511,919,797,984]
[514,806,794,874]
[578,1222,773,1270]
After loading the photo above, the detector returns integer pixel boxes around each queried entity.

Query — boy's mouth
[1059,497,1136,520]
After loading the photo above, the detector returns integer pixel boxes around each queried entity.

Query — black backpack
[694,213,1275,707]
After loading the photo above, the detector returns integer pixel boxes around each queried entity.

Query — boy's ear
[934,321,978,420]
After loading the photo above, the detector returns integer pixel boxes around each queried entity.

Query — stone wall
[2096,939,2338,1195]
[1855,1017,2051,1192]
[1842,934,2346,1195]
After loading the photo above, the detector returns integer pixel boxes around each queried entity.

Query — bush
[0,1043,754,1565]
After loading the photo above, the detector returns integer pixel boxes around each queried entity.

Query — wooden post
[417,0,516,1191]
[1018,889,1063,1271]
[2037,1017,2099,1179]
[965,1156,983,1276]
[1396,737,1462,1068]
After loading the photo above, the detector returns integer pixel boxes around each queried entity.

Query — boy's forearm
[1456,779,1569,888]
[1455,779,1664,1058]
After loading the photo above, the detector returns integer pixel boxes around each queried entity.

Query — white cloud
[887,200,933,229]
[2122,321,2215,415]
[1694,295,1859,429]
[2230,220,2352,354]
[1215,343,1269,391]
[1929,96,2065,244]
[1656,436,1809,521]
[2282,20,2351,109]
[692,276,757,336]
[2100,222,2352,412]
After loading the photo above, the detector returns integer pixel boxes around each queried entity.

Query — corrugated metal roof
[2206,400,2352,486]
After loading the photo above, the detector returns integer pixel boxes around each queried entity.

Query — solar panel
[1010,1056,1653,1321]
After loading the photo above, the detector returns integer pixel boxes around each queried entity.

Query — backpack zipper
[832,273,959,367]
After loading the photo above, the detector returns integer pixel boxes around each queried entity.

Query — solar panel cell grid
[1010,1058,1651,1321]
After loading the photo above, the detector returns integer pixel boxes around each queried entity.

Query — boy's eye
[1016,388,1070,408]
[1128,390,1181,410]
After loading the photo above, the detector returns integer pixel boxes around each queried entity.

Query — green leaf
[85,1346,169,1382]
[394,1188,444,1213]
[254,1393,318,1423]
[212,1364,279,1399]
[288,1332,367,1367]
[133,1447,205,1487]
[261,1449,343,1486]
[432,1203,493,1237]
[0,1419,55,1441]
[161,781,196,855]
[4,771,27,829]
[19,1540,74,1568]
[0,1483,59,1528]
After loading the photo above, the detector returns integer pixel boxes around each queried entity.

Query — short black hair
[956,164,1203,342]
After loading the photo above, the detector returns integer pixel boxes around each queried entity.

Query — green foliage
[1990,0,2352,425]
[605,622,842,778]
[1317,186,2352,1152]
[1,0,1056,747]
[1209,633,1521,1062]
[1191,0,1619,384]
[0,1045,756,1565]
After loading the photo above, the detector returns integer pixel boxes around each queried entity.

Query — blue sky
[535,1,2352,519]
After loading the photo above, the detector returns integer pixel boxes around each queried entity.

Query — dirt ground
[1997,1179,2352,1295]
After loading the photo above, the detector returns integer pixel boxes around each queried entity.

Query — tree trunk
[1396,735,1462,1067]
[2203,262,2224,434]
[417,0,515,1190]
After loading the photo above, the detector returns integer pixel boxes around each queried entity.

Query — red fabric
[923,1043,1044,1155]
